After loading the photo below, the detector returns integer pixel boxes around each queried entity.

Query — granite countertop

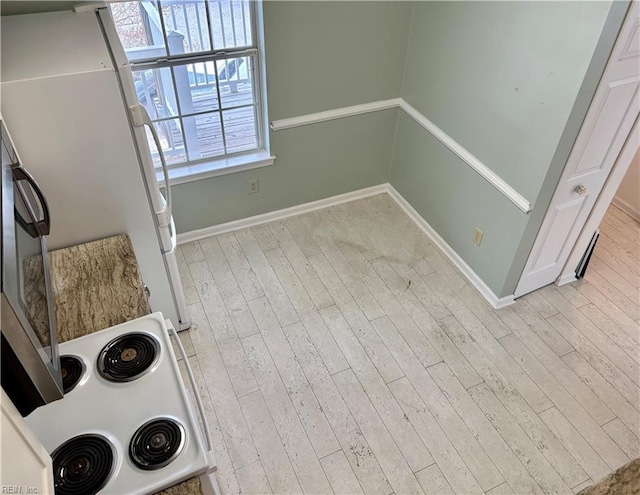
[24,234,151,343]
[155,477,203,495]
[579,458,640,495]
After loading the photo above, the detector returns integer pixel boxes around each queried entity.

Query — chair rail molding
[397,100,532,213]
[269,98,402,131]
[270,98,532,213]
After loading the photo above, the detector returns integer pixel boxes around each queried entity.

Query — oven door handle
[12,164,51,236]
[168,326,213,456]
[14,208,39,238]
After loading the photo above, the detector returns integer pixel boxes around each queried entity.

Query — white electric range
[26,313,217,495]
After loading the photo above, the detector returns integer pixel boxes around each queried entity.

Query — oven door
[1,119,63,416]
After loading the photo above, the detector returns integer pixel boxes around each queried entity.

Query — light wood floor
[175,195,640,495]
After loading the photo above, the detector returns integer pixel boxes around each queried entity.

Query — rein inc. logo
[1,486,38,494]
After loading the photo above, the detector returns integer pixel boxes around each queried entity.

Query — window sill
[157,151,276,187]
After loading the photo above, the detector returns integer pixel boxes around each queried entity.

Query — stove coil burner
[97,332,159,382]
[52,434,115,495]
[129,418,185,470]
[60,356,84,393]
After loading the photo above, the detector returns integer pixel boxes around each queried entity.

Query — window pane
[174,62,219,115]
[146,119,187,167]
[112,0,263,171]
[110,1,167,61]
[217,56,254,109]
[162,0,212,55]
[222,107,257,153]
[132,67,179,119]
[184,112,225,160]
[209,0,253,50]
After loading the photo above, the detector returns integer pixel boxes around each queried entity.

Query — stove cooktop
[26,313,212,495]
[130,417,185,471]
[60,356,85,393]
[52,434,115,495]
[97,332,160,383]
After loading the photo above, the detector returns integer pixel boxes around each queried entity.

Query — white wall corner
[386,184,516,310]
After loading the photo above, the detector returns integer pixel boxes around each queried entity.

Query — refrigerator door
[97,8,190,329]
[97,8,168,233]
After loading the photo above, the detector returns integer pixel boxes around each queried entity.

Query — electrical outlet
[473,228,484,246]
[248,178,259,194]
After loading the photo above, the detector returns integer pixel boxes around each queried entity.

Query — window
[110,0,270,183]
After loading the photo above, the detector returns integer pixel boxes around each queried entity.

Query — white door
[0,391,54,493]
[515,1,640,298]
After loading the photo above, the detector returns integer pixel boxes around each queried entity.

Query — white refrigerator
[1,8,190,330]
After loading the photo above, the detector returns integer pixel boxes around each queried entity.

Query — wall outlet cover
[249,178,259,194]
[474,228,484,246]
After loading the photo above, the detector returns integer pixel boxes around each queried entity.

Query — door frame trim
[515,0,639,296]
[557,116,639,286]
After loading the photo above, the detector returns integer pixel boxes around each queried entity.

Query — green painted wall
[392,112,527,293]
[401,1,612,202]
[391,1,615,296]
[173,109,399,233]
[264,1,412,120]
[171,1,413,233]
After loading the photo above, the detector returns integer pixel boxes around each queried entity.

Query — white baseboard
[177,182,514,310]
[556,272,579,287]
[612,197,640,223]
[386,185,515,310]
[176,184,388,244]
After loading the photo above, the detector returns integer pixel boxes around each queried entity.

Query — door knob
[575,185,587,196]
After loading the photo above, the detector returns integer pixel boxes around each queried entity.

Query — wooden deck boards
[156,85,257,163]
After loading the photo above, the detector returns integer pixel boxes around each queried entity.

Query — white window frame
[117,0,273,185]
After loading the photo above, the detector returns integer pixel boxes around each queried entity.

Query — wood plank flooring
[177,196,640,495]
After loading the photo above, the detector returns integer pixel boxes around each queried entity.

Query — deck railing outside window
[110,0,263,171]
